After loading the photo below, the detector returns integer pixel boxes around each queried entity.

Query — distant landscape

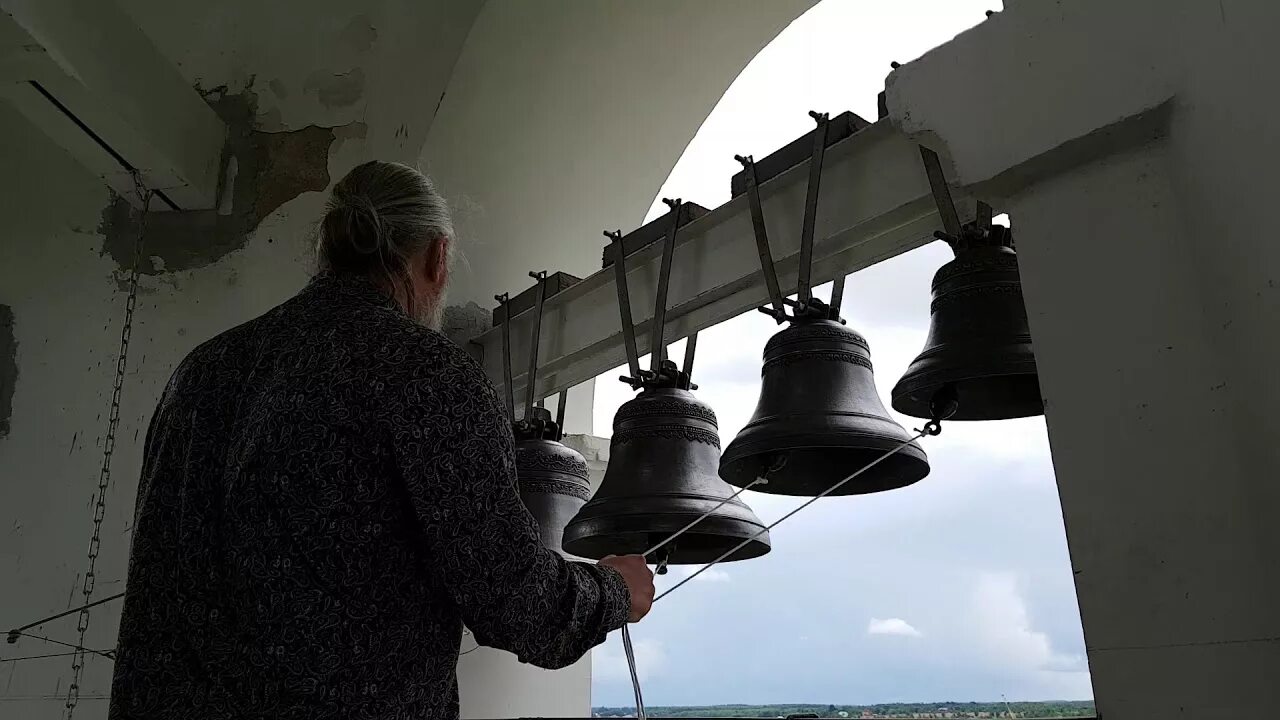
[592,701,1096,719]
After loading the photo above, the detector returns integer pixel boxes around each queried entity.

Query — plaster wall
[888,0,1280,715]
[0,1,811,716]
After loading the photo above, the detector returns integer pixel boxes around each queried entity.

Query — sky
[587,0,1093,708]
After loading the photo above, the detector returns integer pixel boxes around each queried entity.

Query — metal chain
[64,178,153,719]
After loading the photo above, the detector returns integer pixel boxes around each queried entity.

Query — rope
[6,592,126,639]
[621,623,646,719]
[658,431,928,602]
[617,421,940,713]
[639,477,767,561]
[6,632,115,661]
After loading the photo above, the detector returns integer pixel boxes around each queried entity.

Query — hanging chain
[64,177,153,719]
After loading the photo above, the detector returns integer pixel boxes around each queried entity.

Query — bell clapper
[929,383,961,424]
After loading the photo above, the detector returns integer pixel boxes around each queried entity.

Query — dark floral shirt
[109,274,630,720]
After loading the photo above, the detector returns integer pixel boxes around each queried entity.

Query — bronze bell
[720,304,931,496]
[891,225,1042,421]
[515,406,592,555]
[562,361,771,565]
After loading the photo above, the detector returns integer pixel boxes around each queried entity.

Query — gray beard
[416,287,447,331]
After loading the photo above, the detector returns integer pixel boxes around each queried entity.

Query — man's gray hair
[318,161,455,302]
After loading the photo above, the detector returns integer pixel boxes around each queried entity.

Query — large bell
[891,226,1042,420]
[515,407,592,555]
[720,310,930,497]
[562,363,770,564]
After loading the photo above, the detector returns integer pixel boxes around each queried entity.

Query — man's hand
[599,555,655,622]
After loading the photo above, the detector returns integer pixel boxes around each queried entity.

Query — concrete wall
[888,1,1280,716]
[0,1,811,716]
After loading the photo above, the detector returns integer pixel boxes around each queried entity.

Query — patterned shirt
[109,274,630,720]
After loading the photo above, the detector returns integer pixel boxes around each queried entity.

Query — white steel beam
[0,0,225,209]
[473,120,975,407]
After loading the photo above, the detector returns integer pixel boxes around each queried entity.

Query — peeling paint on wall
[98,84,357,275]
[0,304,14,438]
[332,121,369,154]
[339,15,379,54]
[303,67,366,109]
[267,77,290,99]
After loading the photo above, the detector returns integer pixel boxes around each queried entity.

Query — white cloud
[657,566,732,595]
[593,636,668,683]
[968,572,1091,694]
[693,568,731,583]
[867,617,923,638]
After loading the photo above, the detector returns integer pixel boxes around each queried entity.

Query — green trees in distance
[591,701,1096,719]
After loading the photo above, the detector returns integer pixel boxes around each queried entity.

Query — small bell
[562,360,770,564]
[720,120,929,497]
[564,200,770,565]
[497,273,595,555]
[891,224,1042,420]
[720,300,930,497]
[515,406,592,555]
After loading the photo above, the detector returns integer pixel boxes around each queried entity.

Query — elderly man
[110,161,654,720]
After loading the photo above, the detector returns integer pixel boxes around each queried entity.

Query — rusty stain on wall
[303,67,366,109]
[98,84,358,275]
[0,304,15,438]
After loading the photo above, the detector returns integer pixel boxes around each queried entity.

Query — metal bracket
[682,332,699,383]
[728,110,871,197]
[648,198,682,373]
[607,229,645,386]
[600,203,710,268]
[554,389,568,441]
[495,292,515,420]
[737,111,843,326]
[523,271,549,421]
[736,153,788,323]
[920,146,1007,253]
[797,111,829,304]
[919,145,965,252]
[609,200,698,392]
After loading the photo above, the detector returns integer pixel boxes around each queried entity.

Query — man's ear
[423,236,450,284]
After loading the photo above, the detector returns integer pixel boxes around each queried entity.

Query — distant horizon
[592,700,1095,707]
[593,700,1092,706]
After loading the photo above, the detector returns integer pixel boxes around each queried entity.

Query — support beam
[0,0,225,209]
[474,120,975,404]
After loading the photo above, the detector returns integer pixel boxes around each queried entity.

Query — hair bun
[331,192,385,255]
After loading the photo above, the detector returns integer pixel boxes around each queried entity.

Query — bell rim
[562,518,772,564]
[723,418,929,458]
[891,362,1042,421]
[718,447,930,497]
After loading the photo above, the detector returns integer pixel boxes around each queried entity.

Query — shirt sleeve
[386,341,631,669]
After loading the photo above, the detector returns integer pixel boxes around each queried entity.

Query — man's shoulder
[364,321,495,396]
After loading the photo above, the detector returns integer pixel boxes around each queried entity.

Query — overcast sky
[589,0,1092,707]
